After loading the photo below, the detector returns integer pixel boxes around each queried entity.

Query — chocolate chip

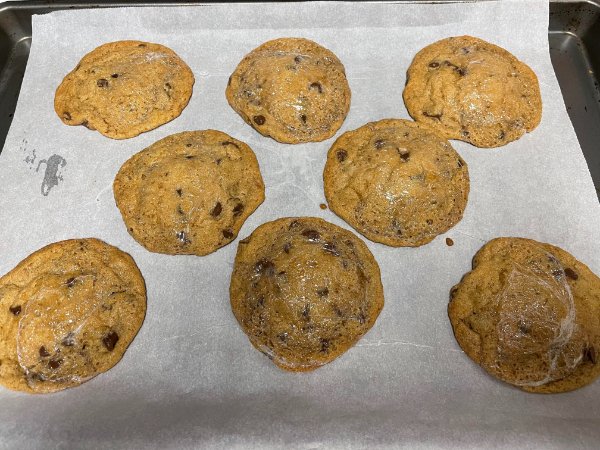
[398,150,410,161]
[96,78,108,88]
[283,242,292,254]
[185,155,195,159]
[61,333,75,347]
[461,129,470,137]
[456,67,467,76]
[176,188,183,197]
[9,305,21,316]
[254,259,275,276]
[48,358,62,370]
[518,321,530,334]
[221,140,240,149]
[39,346,50,358]
[498,130,506,140]
[288,220,301,230]
[216,158,222,165]
[320,338,330,353]
[66,277,76,287]
[302,304,310,320]
[222,229,234,239]
[233,203,244,216]
[176,230,191,244]
[332,304,343,317]
[63,112,71,121]
[165,82,172,90]
[253,115,266,125]
[457,159,464,168]
[461,47,471,54]
[102,331,119,351]
[357,312,366,324]
[211,202,222,217]
[186,143,192,147]
[584,346,597,364]
[309,82,323,93]
[564,268,578,280]
[278,332,288,342]
[294,55,302,64]
[316,287,329,297]
[111,73,119,78]
[336,149,348,162]
[374,139,385,149]
[426,219,433,225]
[323,242,340,256]
[300,114,307,124]
[428,61,440,68]
[138,43,147,47]
[446,237,454,246]
[302,229,320,242]
[423,112,442,120]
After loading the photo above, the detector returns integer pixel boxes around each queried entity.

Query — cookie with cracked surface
[226,37,351,144]
[114,130,265,256]
[323,119,469,247]
[0,238,146,393]
[403,36,542,148]
[448,238,600,393]
[230,217,384,371]
[55,40,194,139]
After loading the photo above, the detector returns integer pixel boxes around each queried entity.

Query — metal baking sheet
[0,1,599,449]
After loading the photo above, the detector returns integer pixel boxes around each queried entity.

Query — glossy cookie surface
[114,130,265,256]
[55,40,194,139]
[0,238,146,393]
[324,119,469,247]
[403,36,541,147]
[448,238,600,393]
[230,217,384,371]
[226,37,351,144]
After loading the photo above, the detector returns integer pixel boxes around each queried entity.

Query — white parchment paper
[1,1,599,448]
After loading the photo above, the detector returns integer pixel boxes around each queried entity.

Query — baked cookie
[323,119,469,247]
[403,36,542,148]
[0,238,146,393]
[448,238,600,393]
[230,217,384,371]
[55,40,194,139]
[114,130,265,256]
[225,37,351,144]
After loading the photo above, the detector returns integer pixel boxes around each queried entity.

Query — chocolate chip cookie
[448,238,600,393]
[0,238,146,393]
[55,40,194,139]
[225,37,351,144]
[403,36,542,148]
[114,130,265,256]
[230,217,384,371]
[323,119,469,247]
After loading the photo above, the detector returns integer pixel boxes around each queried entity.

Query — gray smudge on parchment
[21,138,67,196]
[37,155,67,196]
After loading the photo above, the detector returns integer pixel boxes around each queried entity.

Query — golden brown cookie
[230,217,384,371]
[225,37,351,144]
[323,119,469,247]
[403,36,542,148]
[0,238,146,394]
[114,130,265,256]
[448,238,600,393]
[55,40,194,139]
